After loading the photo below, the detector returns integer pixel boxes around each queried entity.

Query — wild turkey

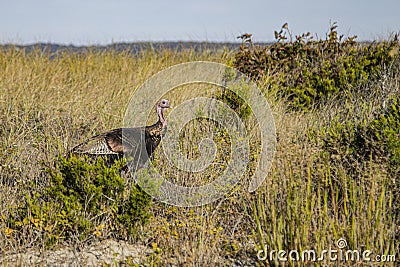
[71,99,170,171]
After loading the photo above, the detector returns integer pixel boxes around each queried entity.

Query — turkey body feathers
[70,99,170,171]
[71,123,163,170]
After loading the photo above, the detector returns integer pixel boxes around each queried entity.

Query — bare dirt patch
[1,239,152,266]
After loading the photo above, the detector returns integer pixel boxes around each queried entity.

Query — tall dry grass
[0,46,398,266]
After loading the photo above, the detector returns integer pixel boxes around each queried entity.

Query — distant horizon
[0,39,256,46]
[0,38,384,48]
[1,28,397,46]
[0,33,393,47]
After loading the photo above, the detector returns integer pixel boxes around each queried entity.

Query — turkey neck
[146,107,167,142]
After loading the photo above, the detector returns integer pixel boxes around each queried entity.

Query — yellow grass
[0,46,398,266]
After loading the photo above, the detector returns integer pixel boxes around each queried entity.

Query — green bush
[320,96,400,176]
[367,98,400,175]
[7,156,152,247]
[234,23,399,110]
[317,96,400,241]
[217,87,252,120]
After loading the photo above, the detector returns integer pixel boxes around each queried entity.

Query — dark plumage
[71,99,170,171]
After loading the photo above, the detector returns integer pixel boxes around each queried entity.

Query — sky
[0,0,399,45]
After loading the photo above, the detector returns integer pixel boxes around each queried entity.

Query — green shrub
[316,96,400,241]
[7,156,152,247]
[320,96,400,176]
[367,98,400,175]
[217,86,252,120]
[234,23,399,110]
[214,65,252,120]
